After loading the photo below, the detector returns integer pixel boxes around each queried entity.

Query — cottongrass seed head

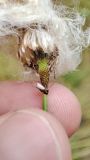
[0,0,90,78]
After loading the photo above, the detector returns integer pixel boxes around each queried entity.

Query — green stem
[43,94,48,111]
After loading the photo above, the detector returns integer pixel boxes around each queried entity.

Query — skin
[0,82,82,160]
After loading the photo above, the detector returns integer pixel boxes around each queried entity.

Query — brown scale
[39,68,49,93]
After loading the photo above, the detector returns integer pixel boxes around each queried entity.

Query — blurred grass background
[0,0,90,159]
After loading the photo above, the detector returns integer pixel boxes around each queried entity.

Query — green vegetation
[0,52,22,80]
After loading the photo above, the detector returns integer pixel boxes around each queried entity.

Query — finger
[0,81,42,114]
[48,83,82,136]
[0,81,81,136]
[0,109,72,160]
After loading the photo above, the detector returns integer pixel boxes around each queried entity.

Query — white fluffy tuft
[0,0,90,76]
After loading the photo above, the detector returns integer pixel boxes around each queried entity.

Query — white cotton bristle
[23,29,55,53]
[0,0,90,76]
[36,83,45,91]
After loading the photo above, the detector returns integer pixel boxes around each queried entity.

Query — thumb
[0,109,72,160]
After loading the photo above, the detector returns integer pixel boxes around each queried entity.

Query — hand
[0,82,81,160]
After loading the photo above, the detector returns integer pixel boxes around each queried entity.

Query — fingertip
[48,83,82,136]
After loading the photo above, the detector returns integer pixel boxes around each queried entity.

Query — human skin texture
[0,82,82,160]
